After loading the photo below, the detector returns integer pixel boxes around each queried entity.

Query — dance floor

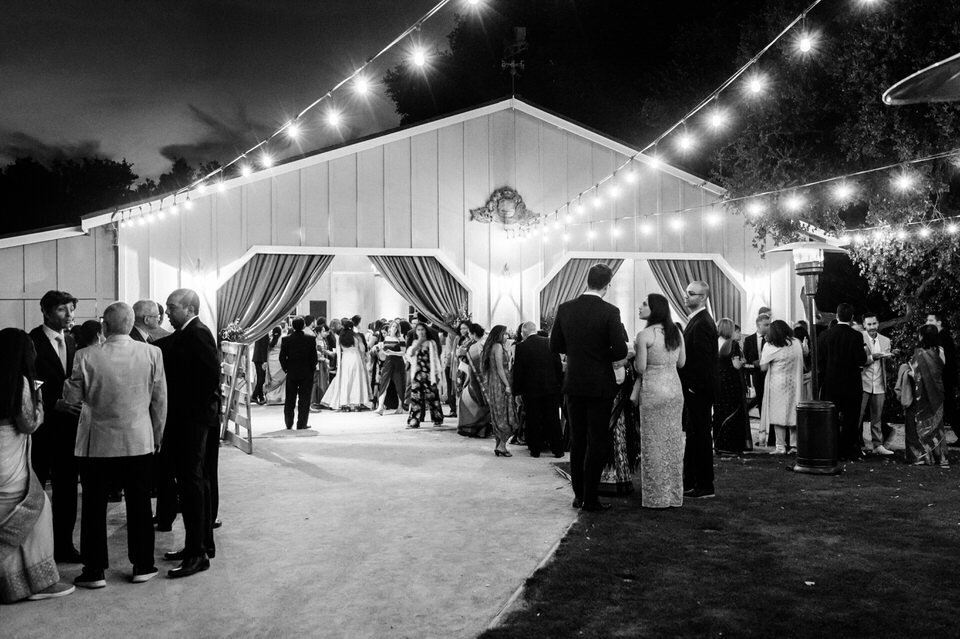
[4,406,577,638]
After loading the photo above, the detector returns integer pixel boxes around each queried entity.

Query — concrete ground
[2,406,577,638]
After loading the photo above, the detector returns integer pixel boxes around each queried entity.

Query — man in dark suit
[513,321,564,458]
[743,313,772,444]
[29,290,82,563]
[817,303,869,460]
[926,312,960,445]
[550,264,627,512]
[680,280,720,499]
[161,288,220,578]
[279,316,318,430]
[251,332,270,405]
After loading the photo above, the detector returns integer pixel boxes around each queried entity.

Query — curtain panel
[539,258,624,326]
[367,255,469,332]
[647,259,741,325]
[216,253,335,343]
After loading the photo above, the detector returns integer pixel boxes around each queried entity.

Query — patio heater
[767,241,848,475]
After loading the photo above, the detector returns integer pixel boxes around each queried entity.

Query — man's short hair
[927,311,946,324]
[133,300,156,322]
[40,290,78,314]
[103,302,134,335]
[351,315,362,326]
[758,306,771,315]
[586,264,614,290]
[756,313,771,325]
[303,315,315,327]
[690,280,710,298]
[291,317,305,331]
[836,303,855,323]
[862,312,878,324]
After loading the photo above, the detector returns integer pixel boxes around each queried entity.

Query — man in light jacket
[64,302,167,588]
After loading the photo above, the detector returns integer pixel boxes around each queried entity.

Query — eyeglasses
[684,291,705,297]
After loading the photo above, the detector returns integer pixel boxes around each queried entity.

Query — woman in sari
[483,325,518,456]
[599,337,641,496]
[263,327,286,405]
[713,317,752,455]
[0,328,74,602]
[904,324,949,466]
[457,324,490,438]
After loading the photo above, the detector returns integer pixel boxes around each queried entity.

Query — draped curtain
[539,258,624,325]
[216,253,334,343]
[647,259,741,325]
[368,255,468,332]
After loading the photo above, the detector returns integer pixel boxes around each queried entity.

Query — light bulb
[745,74,766,96]
[707,108,727,130]
[639,222,653,235]
[593,195,604,209]
[326,110,341,128]
[354,76,370,95]
[608,184,621,199]
[947,223,959,235]
[184,200,194,211]
[624,169,638,184]
[896,229,907,240]
[833,182,855,202]
[704,211,720,226]
[918,227,931,238]
[574,202,586,215]
[893,173,913,191]
[746,201,765,217]
[197,184,207,196]
[169,204,179,216]
[783,194,804,212]
[646,155,662,170]
[562,233,570,243]
[676,132,696,152]
[138,216,146,227]
[798,33,814,53]
[588,229,596,239]
[240,164,252,177]
[412,47,427,68]
[217,181,226,193]
[260,153,273,168]
[611,226,621,238]
[286,122,301,139]
[670,217,684,231]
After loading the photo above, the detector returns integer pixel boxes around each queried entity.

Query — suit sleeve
[150,351,168,448]
[279,337,289,372]
[608,308,628,361]
[512,346,525,396]
[194,326,221,398]
[309,336,318,368]
[550,307,567,355]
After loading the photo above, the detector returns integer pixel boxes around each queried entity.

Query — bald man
[160,288,220,578]
[64,302,167,587]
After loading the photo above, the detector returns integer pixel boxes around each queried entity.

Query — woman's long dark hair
[269,326,282,349]
[76,319,103,349]
[339,319,356,348]
[0,328,38,420]
[767,320,794,348]
[482,325,507,372]
[646,294,681,351]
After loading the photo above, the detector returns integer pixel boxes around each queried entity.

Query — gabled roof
[74,97,724,232]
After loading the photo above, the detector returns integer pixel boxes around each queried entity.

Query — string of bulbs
[115,0,484,227]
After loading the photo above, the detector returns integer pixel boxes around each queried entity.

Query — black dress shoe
[167,555,210,579]
[552,451,564,458]
[581,501,612,512]
[163,549,187,561]
[572,497,583,509]
[529,450,541,458]
[55,547,83,564]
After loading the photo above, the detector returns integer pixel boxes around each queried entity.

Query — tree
[710,0,960,336]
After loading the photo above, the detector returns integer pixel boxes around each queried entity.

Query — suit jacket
[817,324,868,400]
[161,317,220,432]
[861,332,891,393]
[742,332,765,389]
[129,326,148,342]
[29,325,77,421]
[252,334,270,364]
[64,335,167,457]
[550,294,628,399]
[512,335,563,398]
[679,309,719,401]
[279,331,318,378]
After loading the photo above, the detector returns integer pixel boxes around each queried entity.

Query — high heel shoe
[494,449,512,457]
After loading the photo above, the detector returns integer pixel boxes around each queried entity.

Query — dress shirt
[42,323,67,372]
[134,325,151,342]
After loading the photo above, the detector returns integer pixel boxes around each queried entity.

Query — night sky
[0,0,456,179]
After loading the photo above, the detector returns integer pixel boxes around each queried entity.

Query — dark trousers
[833,393,863,459]
[205,424,220,549]
[172,427,211,558]
[253,361,267,401]
[566,396,612,504]
[284,374,313,428]
[32,420,80,556]
[154,444,179,527]
[682,393,715,492]
[79,455,155,570]
[523,393,562,454]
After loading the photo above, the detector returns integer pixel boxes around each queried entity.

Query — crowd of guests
[1,288,221,604]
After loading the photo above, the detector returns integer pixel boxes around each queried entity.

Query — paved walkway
[3,407,577,638]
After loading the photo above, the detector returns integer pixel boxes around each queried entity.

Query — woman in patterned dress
[457,324,491,437]
[482,325,518,457]
[759,320,804,454]
[599,339,642,496]
[405,323,445,428]
[635,294,686,508]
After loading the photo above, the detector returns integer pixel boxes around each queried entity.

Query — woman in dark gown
[713,318,752,455]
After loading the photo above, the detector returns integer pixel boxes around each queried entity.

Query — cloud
[0,129,104,167]
[158,104,274,167]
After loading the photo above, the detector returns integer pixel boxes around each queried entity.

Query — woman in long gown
[599,338,642,495]
[635,294,686,508]
[263,327,286,405]
[321,320,371,411]
[406,323,445,428]
[713,317,752,455]
[759,320,804,455]
[0,328,74,602]
[457,324,491,437]
[904,325,949,466]
[483,325,518,457]
[310,324,332,409]
[375,321,406,416]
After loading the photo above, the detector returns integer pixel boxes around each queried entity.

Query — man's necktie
[56,334,67,373]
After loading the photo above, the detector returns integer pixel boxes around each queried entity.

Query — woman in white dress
[263,327,286,405]
[321,320,371,411]
[760,320,805,454]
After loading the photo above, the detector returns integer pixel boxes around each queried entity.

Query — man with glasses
[130,300,161,343]
[679,281,719,499]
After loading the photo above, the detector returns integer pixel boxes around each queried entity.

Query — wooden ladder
[220,341,253,454]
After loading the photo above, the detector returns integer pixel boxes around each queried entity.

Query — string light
[593,194,604,209]
[706,107,728,131]
[798,32,815,54]
[676,131,696,153]
[217,181,227,193]
[744,73,767,96]
[624,168,638,184]
[169,204,179,216]
[325,109,342,128]
[183,199,194,211]
[918,227,932,239]
[240,164,253,177]
[286,122,301,140]
[608,183,621,199]
[670,217,684,231]
[783,193,804,212]
[611,225,621,238]
[588,228,596,239]
[259,153,274,168]
[746,200,765,217]
[948,223,959,235]
[893,172,914,191]
[353,76,371,95]
[411,46,428,68]
[833,181,855,202]
[704,211,721,226]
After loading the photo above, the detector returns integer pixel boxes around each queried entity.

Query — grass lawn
[482,451,960,638]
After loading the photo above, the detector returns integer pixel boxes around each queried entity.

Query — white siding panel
[274,171,302,247]
[357,147,385,249]
[383,139,411,249]
[437,123,465,272]
[410,131,438,249]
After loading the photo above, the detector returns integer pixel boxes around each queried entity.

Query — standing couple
[551,264,718,511]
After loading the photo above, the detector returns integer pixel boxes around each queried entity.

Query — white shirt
[180,315,198,331]
[861,332,889,394]
[42,324,67,372]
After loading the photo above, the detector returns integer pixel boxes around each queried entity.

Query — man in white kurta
[860,313,892,455]
[63,302,167,588]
